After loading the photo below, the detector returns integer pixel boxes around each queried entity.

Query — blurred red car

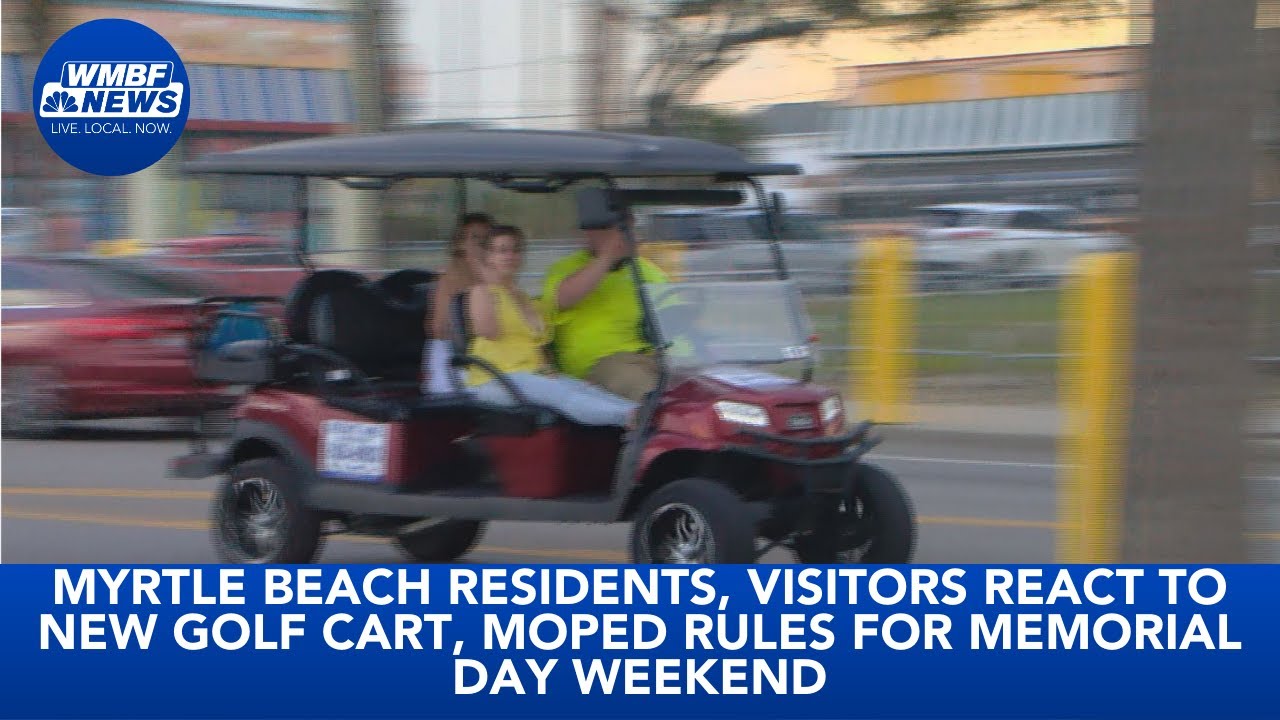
[151,234,304,298]
[2,256,229,437]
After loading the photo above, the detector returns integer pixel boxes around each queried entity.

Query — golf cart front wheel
[631,478,755,564]
[792,463,916,564]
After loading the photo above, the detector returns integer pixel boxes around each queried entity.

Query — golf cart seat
[290,269,433,384]
[285,269,367,345]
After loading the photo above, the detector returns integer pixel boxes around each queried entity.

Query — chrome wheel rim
[222,477,287,562]
[644,503,714,564]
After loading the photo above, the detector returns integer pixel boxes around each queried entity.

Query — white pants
[421,339,461,395]
[470,372,636,427]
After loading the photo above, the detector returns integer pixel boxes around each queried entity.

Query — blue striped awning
[2,54,32,114]
[4,54,353,125]
[185,64,355,125]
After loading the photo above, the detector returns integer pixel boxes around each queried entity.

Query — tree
[619,105,761,149]
[1121,0,1259,562]
[639,0,1119,133]
[346,0,394,266]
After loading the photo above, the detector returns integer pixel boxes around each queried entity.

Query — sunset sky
[697,11,1131,108]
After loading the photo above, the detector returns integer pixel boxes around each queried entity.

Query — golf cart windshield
[646,279,814,370]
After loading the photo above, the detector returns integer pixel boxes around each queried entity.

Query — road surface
[3,421,1276,563]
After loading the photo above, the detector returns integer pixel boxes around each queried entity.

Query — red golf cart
[171,129,915,564]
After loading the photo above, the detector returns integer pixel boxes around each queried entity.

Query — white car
[913,203,1126,288]
[637,208,858,294]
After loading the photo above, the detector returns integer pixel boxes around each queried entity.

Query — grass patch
[807,289,1062,378]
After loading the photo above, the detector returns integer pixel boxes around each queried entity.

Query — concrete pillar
[127,151,181,244]
[336,0,388,270]
[325,180,382,271]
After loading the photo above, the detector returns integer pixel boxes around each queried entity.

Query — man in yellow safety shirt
[542,212,668,403]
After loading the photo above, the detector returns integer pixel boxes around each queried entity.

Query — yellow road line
[920,515,1061,530]
[476,546,628,562]
[6,487,1277,545]
[1,508,627,562]
[4,487,212,500]
[4,509,210,532]
[6,487,1062,532]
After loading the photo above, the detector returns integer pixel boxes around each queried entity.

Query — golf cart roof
[183,128,801,180]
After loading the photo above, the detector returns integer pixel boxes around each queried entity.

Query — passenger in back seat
[462,225,637,428]
[423,212,492,394]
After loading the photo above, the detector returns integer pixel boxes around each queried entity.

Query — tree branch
[640,0,1122,131]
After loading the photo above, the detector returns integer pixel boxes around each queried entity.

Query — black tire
[630,478,756,564]
[2,366,66,439]
[395,519,485,563]
[212,457,323,564]
[793,464,916,564]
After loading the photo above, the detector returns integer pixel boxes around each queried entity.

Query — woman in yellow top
[422,212,492,395]
[465,225,637,428]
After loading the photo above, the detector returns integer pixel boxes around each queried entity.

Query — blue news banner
[0,565,1276,718]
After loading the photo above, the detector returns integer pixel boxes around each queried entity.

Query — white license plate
[320,420,390,482]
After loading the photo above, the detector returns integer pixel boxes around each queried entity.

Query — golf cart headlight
[820,396,843,424]
[714,400,770,428]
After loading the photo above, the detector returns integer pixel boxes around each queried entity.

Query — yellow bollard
[95,238,144,257]
[853,236,914,424]
[1057,251,1135,563]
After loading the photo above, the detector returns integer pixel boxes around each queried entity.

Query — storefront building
[1,0,355,250]
[828,36,1279,225]
[827,46,1144,222]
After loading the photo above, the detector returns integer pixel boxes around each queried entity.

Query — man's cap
[577,188,630,230]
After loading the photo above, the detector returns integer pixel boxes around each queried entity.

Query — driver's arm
[552,231,628,310]
[553,253,616,310]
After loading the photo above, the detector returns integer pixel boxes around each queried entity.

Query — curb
[856,404,1280,440]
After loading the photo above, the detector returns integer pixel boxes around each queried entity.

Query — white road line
[871,454,1062,471]
[873,454,1279,480]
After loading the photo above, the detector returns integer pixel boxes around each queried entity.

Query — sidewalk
[855,401,1280,439]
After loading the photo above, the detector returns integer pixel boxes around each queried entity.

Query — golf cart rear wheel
[631,478,755,564]
[395,520,486,563]
[793,463,916,564]
[212,458,322,564]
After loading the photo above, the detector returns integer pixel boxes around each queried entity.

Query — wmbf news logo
[33,19,190,176]
[41,61,184,120]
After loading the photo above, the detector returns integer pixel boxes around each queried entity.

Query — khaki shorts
[586,351,659,403]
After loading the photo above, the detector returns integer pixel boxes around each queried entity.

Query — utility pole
[1122,0,1259,561]
[346,0,390,268]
